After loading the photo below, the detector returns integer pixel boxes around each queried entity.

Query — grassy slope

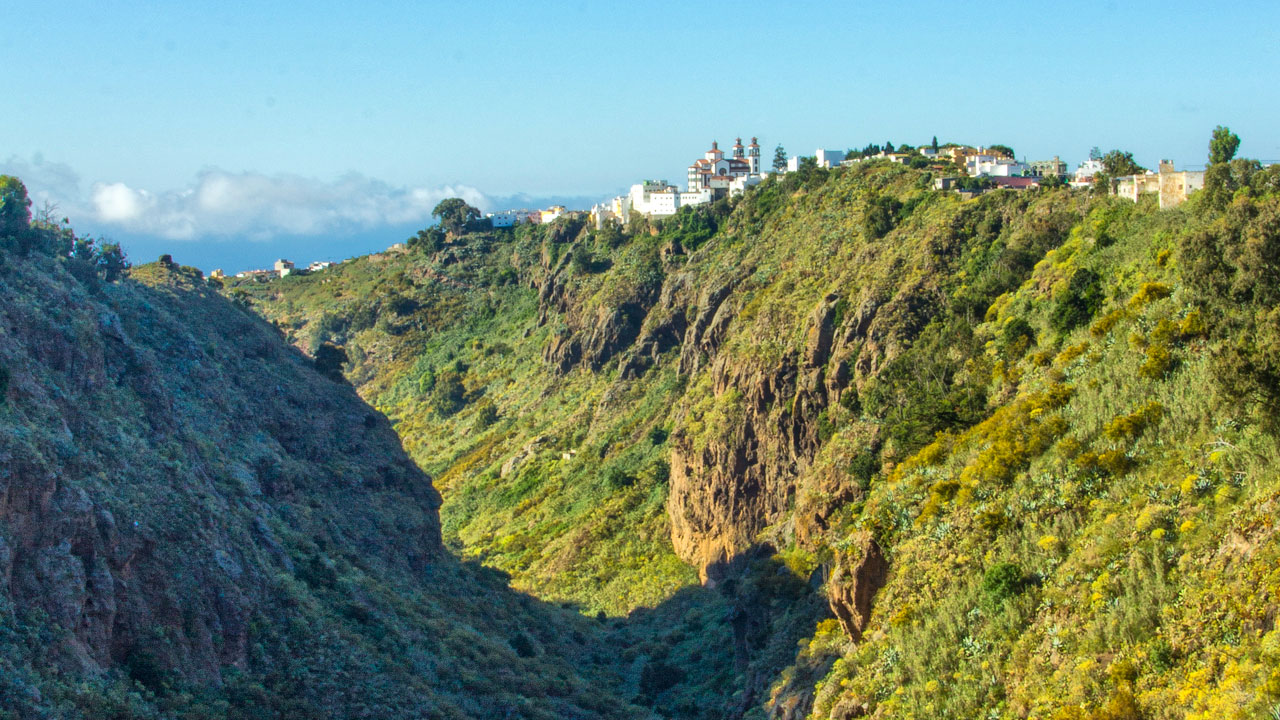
[236,237,698,615]
[798,194,1280,719]
[239,163,1280,719]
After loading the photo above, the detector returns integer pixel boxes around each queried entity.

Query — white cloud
[92,182,154,222]
[1,155,492,241]
[87,169,490,240]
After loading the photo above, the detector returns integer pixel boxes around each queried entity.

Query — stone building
[1113,161,1205,209]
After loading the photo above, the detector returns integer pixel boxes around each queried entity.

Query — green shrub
[603,465,634,490]
[0,364,8,403]
[1138,344,1173,379]
[982,562,1025,603]
[472,400,499,431]
[1127,281,1171,308]
[862,194,903,239]
[510,632,537,658]
[1050,268,1103,334]
[639,659,684,697]
[124,650,172,693]
[429,370,467,416]
[816,409,838,444]
[1001,317,1036,356]
[1103,401,1164,442]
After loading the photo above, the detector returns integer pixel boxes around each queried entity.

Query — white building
[308,261,333,272]
[1072,158,1105,187]
[487,211,522,228]
[615,181,714,218]
[729,174,762,196]
[787,149,846,171]
[273,259,294,277]
[606,137,764,219]
[966,154,1028,178]
[815,148,845,168]
[590,202,618,228]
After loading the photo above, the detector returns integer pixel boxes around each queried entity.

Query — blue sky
[4,1,1279,271]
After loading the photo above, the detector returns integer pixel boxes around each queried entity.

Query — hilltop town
[232,137,1207,281]
[583,137,1206,222]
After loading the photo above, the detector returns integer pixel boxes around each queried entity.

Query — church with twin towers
[686,137,762,192]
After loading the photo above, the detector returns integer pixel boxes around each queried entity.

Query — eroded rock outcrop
[825,534,889,641]
[668,294,849,581]
[668,275,945,581]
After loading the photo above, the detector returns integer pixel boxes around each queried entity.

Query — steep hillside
[244,158,1280,719]
[0,225,651,718]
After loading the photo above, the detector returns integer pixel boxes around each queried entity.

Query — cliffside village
[228,139,1204,280]
[579,138,1205,223]
[212,258,336,281]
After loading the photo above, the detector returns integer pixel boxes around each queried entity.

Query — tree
[96,242,129,282]
[1089,146,1102,161]
[772,145,788,173]
[931,136,939,152]
[313,342,348,382]
[0,175,32,238]
[1039,173,1067,189]
[408,226,445,253]
[884,141,895,153]
[31,202,75,257]
[1208,125,1240,165]
[431,198,480,236]
[988,144,1015,159]
[1101,150,1145,177]
[1204,157,1261,208]
[0,175,35,254]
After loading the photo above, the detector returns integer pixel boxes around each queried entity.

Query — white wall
[815,149,844,168]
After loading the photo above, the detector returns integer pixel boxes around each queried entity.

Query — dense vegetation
[5,128,1279,719]
[0,182,665,719]
[242,148,1280,719]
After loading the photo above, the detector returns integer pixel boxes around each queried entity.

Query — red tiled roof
[991,176,1040,188]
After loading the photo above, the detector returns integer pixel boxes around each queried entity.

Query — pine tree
[772,145,788,173]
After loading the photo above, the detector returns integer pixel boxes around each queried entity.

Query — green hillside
[0,196,655,719]
[240,155,1280,719]
[6,144,1278,719]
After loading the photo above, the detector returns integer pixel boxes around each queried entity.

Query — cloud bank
[87,170,490,240]
[1,155,491,241]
